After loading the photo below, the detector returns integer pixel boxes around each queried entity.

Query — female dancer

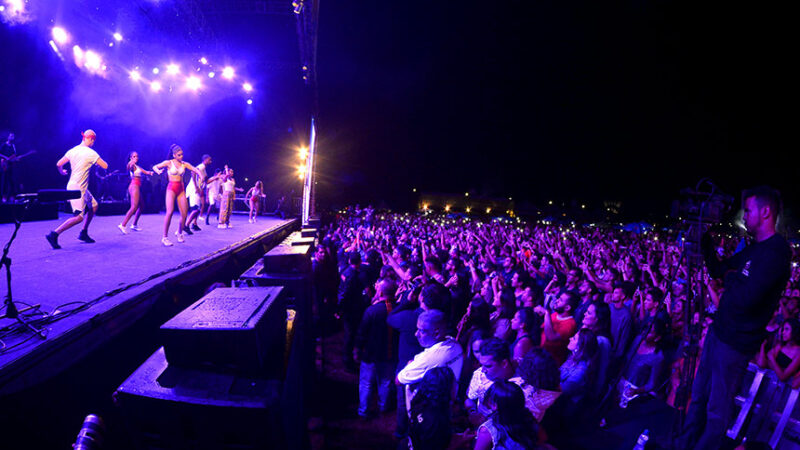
[245,180,265,223]
[118,151,153,234]
[152,144,203,246]
[217,167,243,228]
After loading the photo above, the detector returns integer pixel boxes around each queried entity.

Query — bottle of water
[633,429,649,450]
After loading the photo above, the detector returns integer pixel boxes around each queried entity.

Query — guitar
[0,150,36,171]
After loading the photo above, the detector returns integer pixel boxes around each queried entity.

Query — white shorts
[68,188,97,215]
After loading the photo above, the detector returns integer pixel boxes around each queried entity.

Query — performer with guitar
[0,132,36,202]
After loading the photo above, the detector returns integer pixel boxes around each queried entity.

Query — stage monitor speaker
[160,287,286,377]
[291,237,315,250]
[306,217,321,230]
[262,244,312,274]
[300,228,316,238]
[114,347,285,450]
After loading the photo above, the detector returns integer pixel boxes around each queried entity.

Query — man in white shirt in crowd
[397,309,463,411]
[46,129,108,249]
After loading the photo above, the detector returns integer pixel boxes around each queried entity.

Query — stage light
[445,205,451,212]
[150,81,162,92]
[299,147,308,160]
[221,66,234,80]
[6,0,23,14]
[152,67,159,74]
[199,57,208,65]
[84,51,102,71]
[0,6,4,12]
[246,99,253,105]
[185,76,201,91]
[242,82,253,92]
[113,32,123,42]
[486,207,492,214]
[52,27,69,45]
[292,0,303,14]
[166,63,179,75]
[466,207,472,213]
[130,70,141,81]
[208,71,215,78]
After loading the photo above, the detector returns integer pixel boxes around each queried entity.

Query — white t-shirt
[64,144,100,192]
[223,178,236,194]
[186,162,207,206]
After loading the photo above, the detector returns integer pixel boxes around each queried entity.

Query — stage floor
[0,212,294,389]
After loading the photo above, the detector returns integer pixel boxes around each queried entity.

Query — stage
[0,212,297,395]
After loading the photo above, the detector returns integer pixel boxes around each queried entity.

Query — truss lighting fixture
[113,32,123,42]
[199,57,208,65]
[185,76,201,91]
[242,82,253,92]
[52,27,68,45]
[166,63,180,75]
[221,66,234,80]
[150,81,162,92]
[130,70,141,81]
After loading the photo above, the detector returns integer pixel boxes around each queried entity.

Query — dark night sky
[315,1,796,218]
[0,1,795,219]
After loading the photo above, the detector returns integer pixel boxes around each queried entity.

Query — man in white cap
[46,129,108,249]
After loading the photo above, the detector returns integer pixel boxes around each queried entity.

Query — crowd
[312,204,799,449]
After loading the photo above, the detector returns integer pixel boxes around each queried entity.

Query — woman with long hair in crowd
[152,144,203,246]
[491,286,517,341]
[558,328,598,417]
[118,151,153,233]
[581,301,613,398]
[510,307,539,362]
[475,380,539,450]
[758,317,800,381]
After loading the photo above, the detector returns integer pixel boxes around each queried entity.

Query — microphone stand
[0,198,46,338]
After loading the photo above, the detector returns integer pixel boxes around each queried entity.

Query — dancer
[185,154,214,232]
[118,151,153,233]
[245,180,266,223]
[203,168,223,226]
[46,129,108,249]
[152,144,203,246]
[217,167,243,229]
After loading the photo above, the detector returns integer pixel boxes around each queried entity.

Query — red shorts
[130,177,142,187]
[167,181,184,195]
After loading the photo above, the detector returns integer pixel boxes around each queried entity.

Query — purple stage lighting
[152,67,159,74]
[6,0,23,14]
[242,82,253,92]
[247,99,253,105]
[52,27,68,45]
[199,57,208,65]
[166,63,179,75]
[222,66,234,80]
[208,71,215,78]
[113,32,123,42]
[186,76,201,91]
[150,80,162,92]
[130,70,142,81]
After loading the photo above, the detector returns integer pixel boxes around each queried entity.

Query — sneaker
[183,226,194,236]
[78,230,95,243]
[248,218,254,224]
[161,237,173,247]
[176,233,185,243]
[117,224,128,234]
[191,224,202,232]
[46,231,61,249]
[218,224,226,229]
[130,225,142,231]
[227,223,233,229]
[204,216,210,225]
